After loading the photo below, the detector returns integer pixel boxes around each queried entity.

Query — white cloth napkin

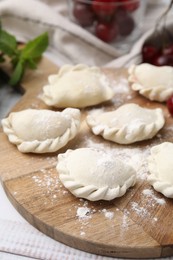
[0,0,169,68]
[0,0,122,66]
[0,0,173,259]
[0,0,172,69]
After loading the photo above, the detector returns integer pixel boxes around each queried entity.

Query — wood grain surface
[0,57,173,258]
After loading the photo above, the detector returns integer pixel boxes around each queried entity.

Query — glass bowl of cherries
[68,0,146,54]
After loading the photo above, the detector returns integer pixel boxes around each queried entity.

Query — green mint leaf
[0,30,49,87]
[0,29,18,56]
[20,32,49,60]
[26,59,37,69]
[9,60,24,86]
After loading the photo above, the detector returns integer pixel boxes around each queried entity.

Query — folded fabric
[0,0,172,67]
[0,218,110,260]
[0,0,123,66]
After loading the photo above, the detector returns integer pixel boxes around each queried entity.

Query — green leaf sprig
[0,28,49,86]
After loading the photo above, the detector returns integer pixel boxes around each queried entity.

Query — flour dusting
[142,189,166,205]
[31,166,68,205]
[122,209,130,229]
[76,207,91,220]
[112,78,131,95]
[131,202,150,217]
[84,136,149,180]
[102,209,114,220]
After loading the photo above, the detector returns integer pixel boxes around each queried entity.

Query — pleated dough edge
[1,109,81,154]
[86,108,165,145]
[56,150,136,201]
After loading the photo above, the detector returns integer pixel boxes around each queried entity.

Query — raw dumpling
[56,148,136,201]
[1,108,81,153]
[148,142,173,198]
[86,103,165,144]
[128,63,173,102]
[41,64,114,108]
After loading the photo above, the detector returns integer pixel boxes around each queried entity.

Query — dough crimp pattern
[148,142,173,198]
[87,104,165,144]
[147,173,173,198]
[41,64,114,108]
[128,64,173,102]
[57,149,136,201]
[1,108,81,153]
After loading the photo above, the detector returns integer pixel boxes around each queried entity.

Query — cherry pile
[142,0,173,67]
[142,43,173,67]
[72,0,140,43]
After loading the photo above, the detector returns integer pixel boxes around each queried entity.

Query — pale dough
[56,148,136,201]
[128,63,173,102]
[41,64,114,108]
[1,108,81,153]
[148,142,173,198]
[86,103,165,144]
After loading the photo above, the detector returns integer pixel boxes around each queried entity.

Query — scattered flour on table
[74,200,93,236]
[76,207,91,220]
[122,209,130,229]
[153,217,158,222]
[75,200,115,222]
[130,202,149,218]
[142,189,166,205]
[74,199,116,236]
[31,165,69,205]
[111,78,131,95]
[126,188,166,223]
[110,78,133,104]
[101,209,114,220]
[32,168,59,190]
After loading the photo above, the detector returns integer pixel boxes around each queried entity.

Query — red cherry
[142,45,159,63]
[73,2,95,27]
[167,95,173,116]
[163,44,173,56]
[95,22,118,42]
[167,56,173,66]
[120,0,140,12]
[114,8,135,36]
[152,55,168,66]
[92,0,117,17]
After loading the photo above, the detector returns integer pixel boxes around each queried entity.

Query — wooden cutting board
[0,57,173,259]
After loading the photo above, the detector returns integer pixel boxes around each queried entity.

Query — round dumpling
[56,148,136,201]
[128,63,173,102]
[41,64,114,108]
[1,108,81,153]
[86,103,165,144]
[148,142,173,198]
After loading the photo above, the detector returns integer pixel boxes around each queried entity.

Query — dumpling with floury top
[40,64,114,108]
[1,108,81,153]
[86,103,165,144]
[148,142,173,198]
[128,63,173,102]
[56,148,136,201]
